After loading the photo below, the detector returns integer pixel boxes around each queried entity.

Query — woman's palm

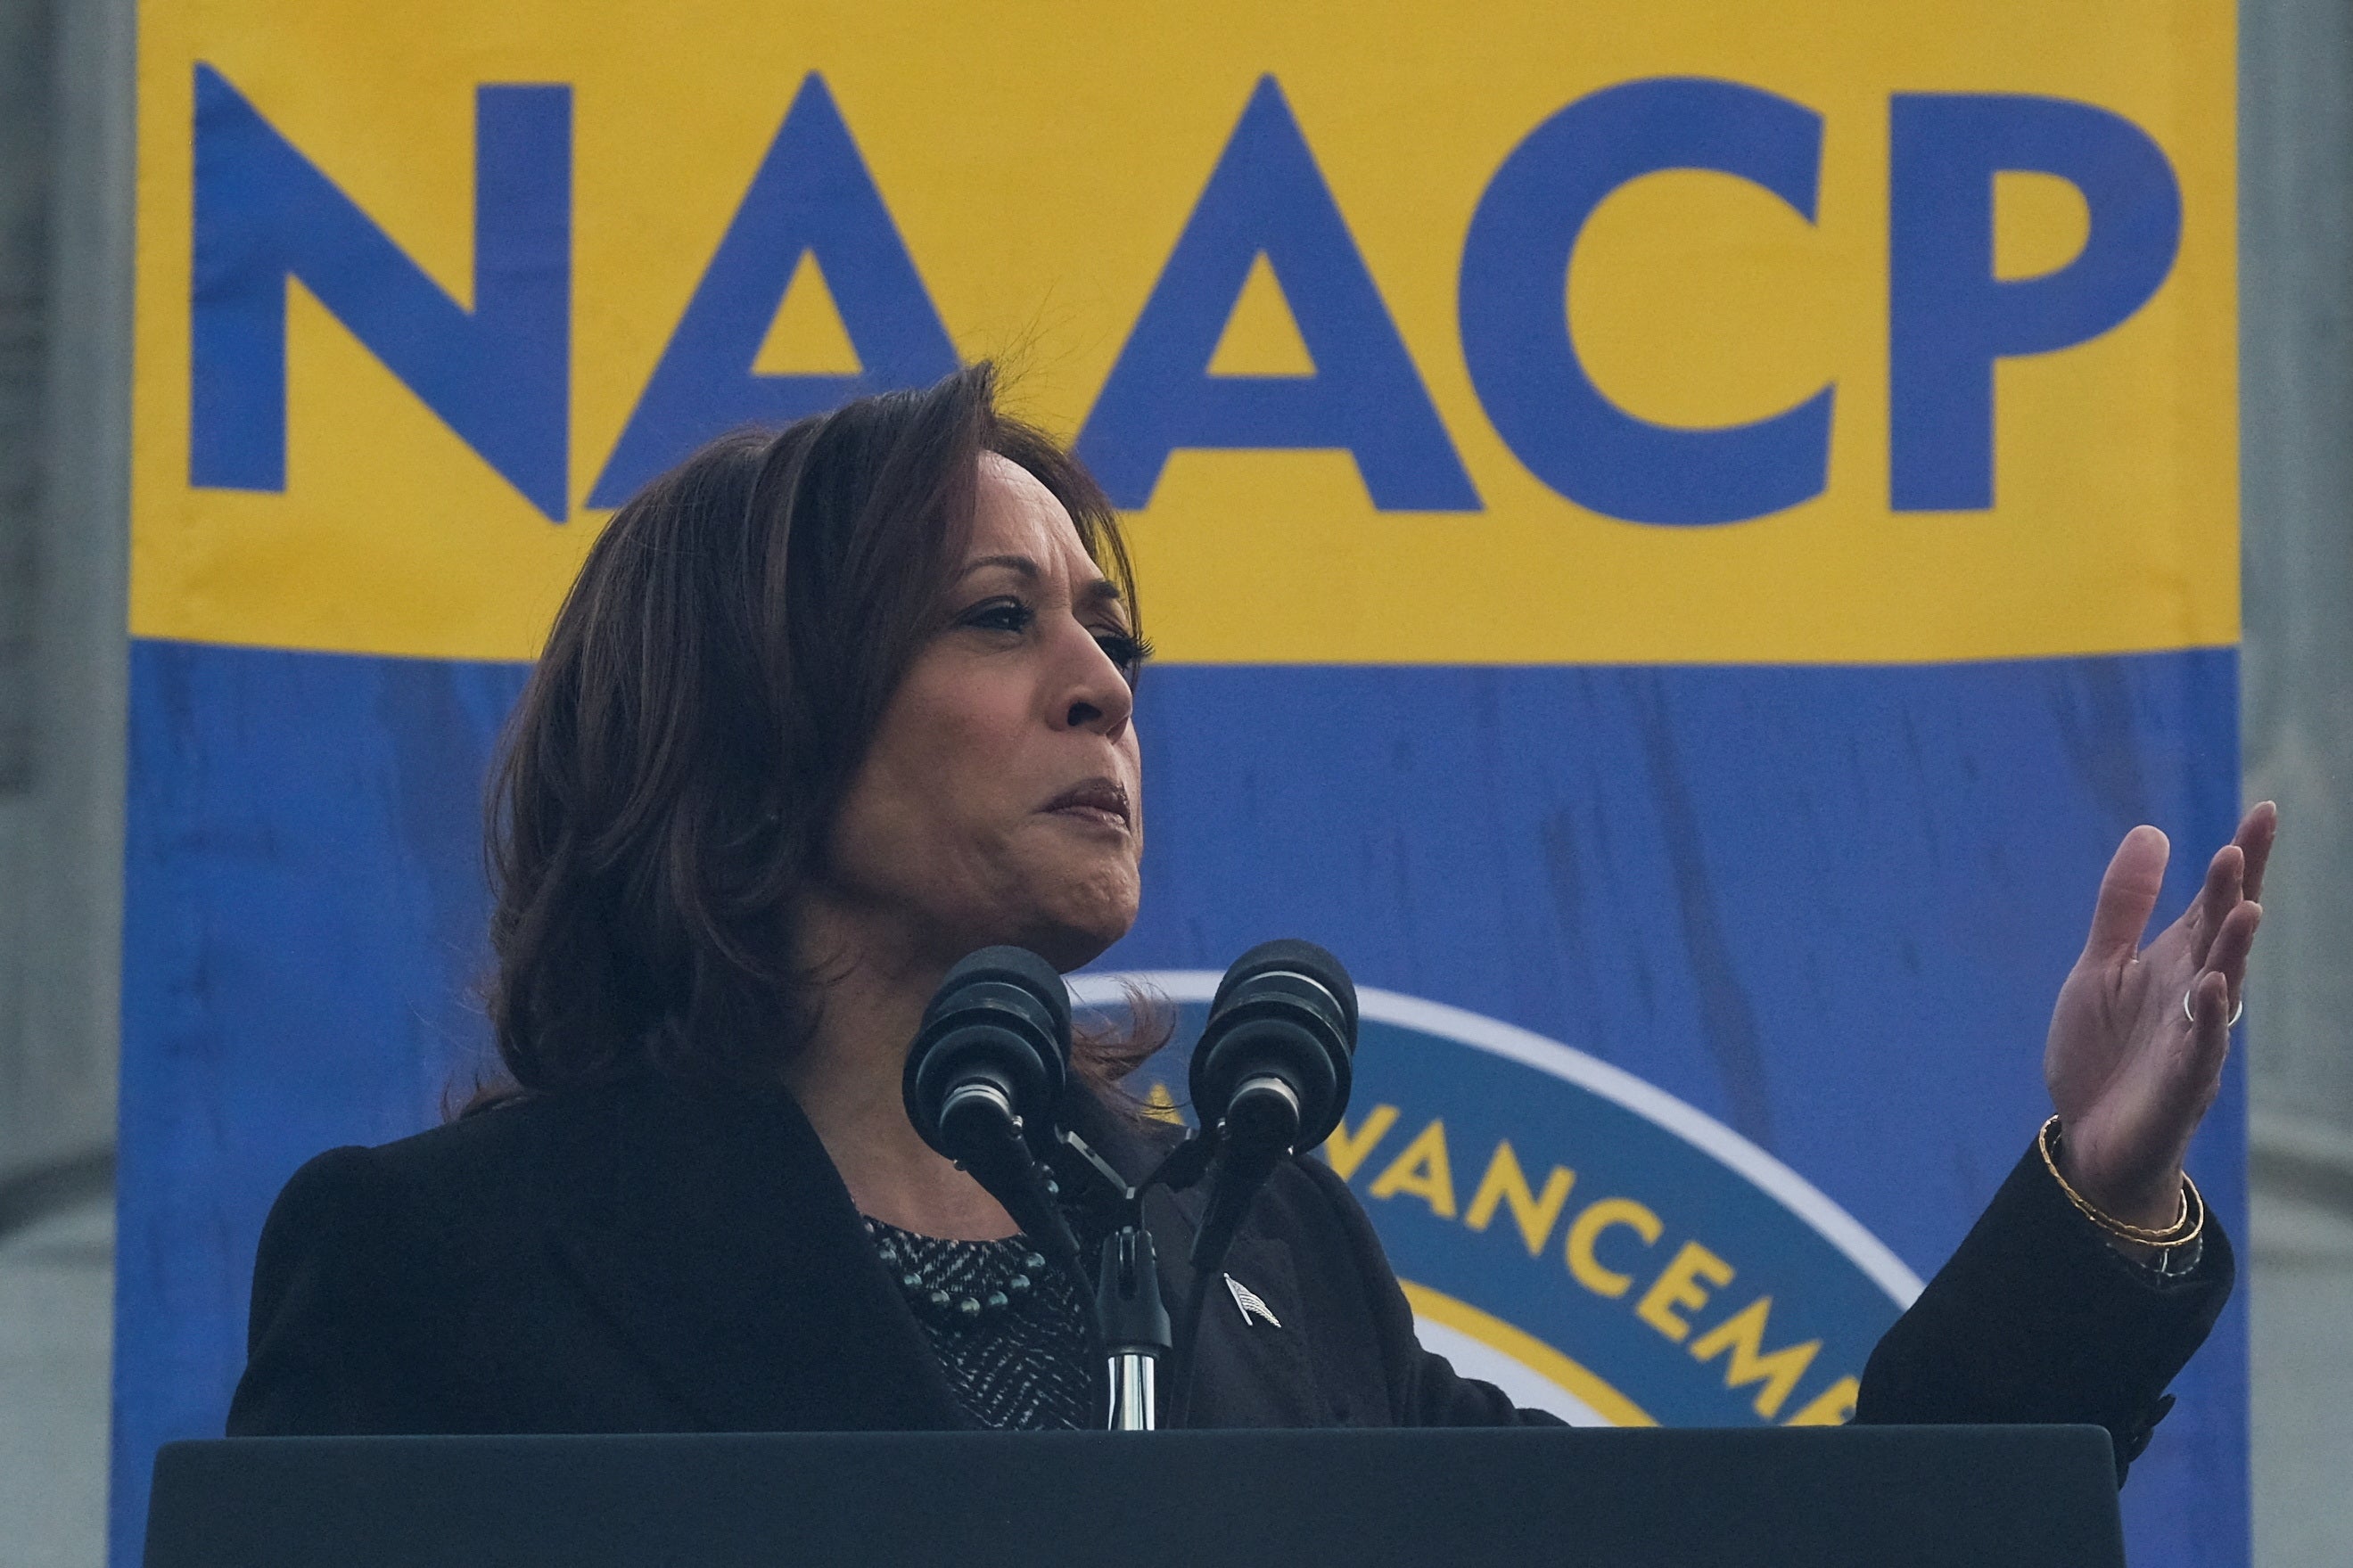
[2043,807,2272,1226]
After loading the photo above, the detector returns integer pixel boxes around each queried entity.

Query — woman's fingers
[2083,825,2169,962]
[2237,800,2279,903]
[2203,899,2263,1004]
[2176,968,2235,1118]
[2167,905,2258,1121]
[2186,843,2245,968]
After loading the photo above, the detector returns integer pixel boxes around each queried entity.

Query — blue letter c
[1460,78,1831,527]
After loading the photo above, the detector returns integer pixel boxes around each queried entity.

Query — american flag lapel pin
[1224,1273,1281,1328]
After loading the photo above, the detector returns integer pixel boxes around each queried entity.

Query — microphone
[1169,939,1358,1424]
[1187,937,1359,1170]
[902,945,1080,1265]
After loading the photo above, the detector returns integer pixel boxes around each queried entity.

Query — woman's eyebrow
[955,554,1041,582]
[954,554,1123,606]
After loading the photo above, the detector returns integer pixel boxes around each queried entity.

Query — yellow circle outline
[1400,1279,1656,1427]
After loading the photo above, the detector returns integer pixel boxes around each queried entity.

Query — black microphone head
[924,945,1074,1038]
[1209,938,1359,1040]
[903,945,1072,1162]
[1191,939,1357,1154]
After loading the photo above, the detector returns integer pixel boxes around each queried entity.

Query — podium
[144,1425,2126,1567]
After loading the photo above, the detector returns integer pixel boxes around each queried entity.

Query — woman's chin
[1000,878,1140,973]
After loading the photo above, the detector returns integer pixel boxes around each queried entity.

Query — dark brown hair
[478,363,1148,1103]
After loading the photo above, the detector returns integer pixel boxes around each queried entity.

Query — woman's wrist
[2038,1116,2206,1261]
[2047,1125,2186,1232]
[2062,1162,2184,1233]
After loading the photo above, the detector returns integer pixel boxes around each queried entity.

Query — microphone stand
[1051,1130,1188,1431]
[1045,1113,1296,1430]
[1096,1221,1170,1430]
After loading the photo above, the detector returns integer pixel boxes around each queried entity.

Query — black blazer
[227,1075,2230,1474]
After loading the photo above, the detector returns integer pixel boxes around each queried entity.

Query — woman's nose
[1056,631,1133,736]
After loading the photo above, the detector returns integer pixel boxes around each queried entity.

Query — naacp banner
[120,5,2242,1567]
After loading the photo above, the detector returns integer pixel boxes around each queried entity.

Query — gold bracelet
[2036,1116,2205,1249]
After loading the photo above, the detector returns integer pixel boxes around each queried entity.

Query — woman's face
[819,454,1147,974]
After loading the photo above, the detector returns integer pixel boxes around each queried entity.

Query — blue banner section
[114,641,2244,1568]
[1112,997,1914,1428]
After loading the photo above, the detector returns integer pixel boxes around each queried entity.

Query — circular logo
[1074,974,1921,1427]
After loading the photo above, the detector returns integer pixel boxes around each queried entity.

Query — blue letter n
[191,63,571,521]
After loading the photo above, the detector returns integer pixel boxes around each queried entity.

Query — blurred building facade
[2244,0,2353,1151]
[0,2,129,1564]
[2242,3,2353,1562]
[0,0,2345,1564]
[0,0,126,1210]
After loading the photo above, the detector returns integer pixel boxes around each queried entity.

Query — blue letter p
[1888,94,2182,512]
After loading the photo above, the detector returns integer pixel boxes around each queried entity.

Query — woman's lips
[1041,778,1132,831]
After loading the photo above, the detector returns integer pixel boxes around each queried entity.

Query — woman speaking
[227,365,2267,1465]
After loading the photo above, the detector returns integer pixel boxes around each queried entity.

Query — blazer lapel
[1141,1185,1325,1427]
[1063,1091,1325,1427]
[550,1079,967,1433]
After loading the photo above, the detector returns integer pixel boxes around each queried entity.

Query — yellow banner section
[133,1,2234,664]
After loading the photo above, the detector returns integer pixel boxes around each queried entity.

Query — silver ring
[2184,986,2244,1028]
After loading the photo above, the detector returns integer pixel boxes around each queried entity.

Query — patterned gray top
[861,1216,1098,1431]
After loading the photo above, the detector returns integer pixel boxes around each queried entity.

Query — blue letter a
[589,75,959,506]
[1076,77,1477,512]
[191,64,571,521]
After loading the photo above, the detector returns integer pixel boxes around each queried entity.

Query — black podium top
[145,1424,2125,1568]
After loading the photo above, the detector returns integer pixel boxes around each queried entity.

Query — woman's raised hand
[2042,803,2275,1229]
